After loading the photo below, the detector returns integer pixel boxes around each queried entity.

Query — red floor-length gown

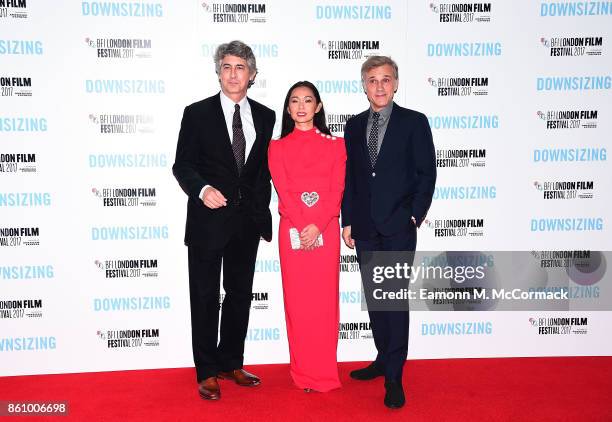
[268,127,346,392]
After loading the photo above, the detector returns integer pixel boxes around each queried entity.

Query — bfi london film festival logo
[340,254,360,273]
[326,113,356,136]
[0,153,37,174]
[529,316,588,335]
[219,292,270,311]
[429,2,491,22]
[339,321,372,341]
[0,226,40,247]
[436,148,486,168]
[200,2,267,23]
[94,258,159,279]
[88,113,155,135]
[533,180,594,200]
[0,298,43,320]
[317,39,381,61]
[428,76,489,97]
[529,250,605,301]
[0,0,28,19]
[97,328,160,348]
[423,217,485,238]
[1,76,33,97]
[530,250,594,269]
[528,250,606,301]
[91,187,157,207]
[85,36,153,59]
[536,109,598,129]
[540,36,603,57]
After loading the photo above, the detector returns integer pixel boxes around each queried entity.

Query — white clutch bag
[289,228,323,250]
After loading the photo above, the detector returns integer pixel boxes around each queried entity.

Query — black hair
[280,81,332,138]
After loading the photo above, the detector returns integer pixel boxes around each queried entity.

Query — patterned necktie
[368,111,380,167]
[232,103,246,174]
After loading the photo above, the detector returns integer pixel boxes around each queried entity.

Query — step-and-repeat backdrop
[1,1,611,376]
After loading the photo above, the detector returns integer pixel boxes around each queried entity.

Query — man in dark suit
[341,56,436,409]
[172,40,276,400]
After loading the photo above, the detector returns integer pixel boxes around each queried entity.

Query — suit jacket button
[372,172,376,177]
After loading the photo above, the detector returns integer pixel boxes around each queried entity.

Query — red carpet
[0,358,611,421]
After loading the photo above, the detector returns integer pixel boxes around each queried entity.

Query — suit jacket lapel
[245,97,264,169]
[357,111,371,170]
[375,102,397,168]
[212,93,239,175]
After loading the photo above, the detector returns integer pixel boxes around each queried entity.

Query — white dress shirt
[219,90,257,158]
[200,91,257,199]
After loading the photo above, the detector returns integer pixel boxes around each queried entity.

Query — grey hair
[214,40,257,76]
[360,55,399,83]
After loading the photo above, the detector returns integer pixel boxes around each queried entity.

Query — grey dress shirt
[365,101,393,154]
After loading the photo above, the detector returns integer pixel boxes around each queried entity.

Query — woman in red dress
[268,81,346,392]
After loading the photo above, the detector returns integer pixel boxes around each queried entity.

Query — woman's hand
[300,224,321,250]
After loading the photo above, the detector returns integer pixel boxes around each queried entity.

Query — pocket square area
[301,191,319,207]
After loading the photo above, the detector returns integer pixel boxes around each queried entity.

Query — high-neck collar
[291,126,317,137]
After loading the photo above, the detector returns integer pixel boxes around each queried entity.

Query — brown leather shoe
[198,376,220,400]
[217,369,261,386]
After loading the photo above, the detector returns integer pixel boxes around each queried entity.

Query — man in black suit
[341,56,436,409]
[172,40,276,400]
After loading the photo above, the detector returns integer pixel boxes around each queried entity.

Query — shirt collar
[220,90,249,112]
[369,101,394,121]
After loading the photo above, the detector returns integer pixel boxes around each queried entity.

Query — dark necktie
[368,111,380,167]
[232,103,246,174]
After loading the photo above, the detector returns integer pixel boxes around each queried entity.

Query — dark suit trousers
[355,228,416,384]
[187,210,260,382]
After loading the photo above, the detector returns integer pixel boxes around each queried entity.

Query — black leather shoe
[384,381,405,409]
[350,363,384,381]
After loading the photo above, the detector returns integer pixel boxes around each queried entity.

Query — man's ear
[248,71,258,88]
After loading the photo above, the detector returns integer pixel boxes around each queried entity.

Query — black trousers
[355,227,416,384]
[187,212,260,382]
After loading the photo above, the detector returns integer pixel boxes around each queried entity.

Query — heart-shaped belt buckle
[301,192,319,207]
